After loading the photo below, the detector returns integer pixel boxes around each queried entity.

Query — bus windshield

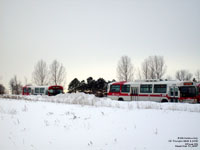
[23,87,31,94]
[50,89,63,95]
[48,86,63,96]
[179,86,196,97]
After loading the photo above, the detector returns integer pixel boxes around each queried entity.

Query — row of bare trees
[32,59,66,86]
[0,76,22,95]
[117,55,200,82]
[195,70,200,82]
[6,59,66,95]
[117,55,167,81]
[1,56,199,95]
[175,70,200,81]
[141,56,167,80]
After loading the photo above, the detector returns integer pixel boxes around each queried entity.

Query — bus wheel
[161,99,168,103]
[118,98,124,101]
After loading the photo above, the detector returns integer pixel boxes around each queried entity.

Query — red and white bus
[22,85,64,96]
[107,80,198,103]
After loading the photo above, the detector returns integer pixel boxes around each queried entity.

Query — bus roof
[109,80,196,86]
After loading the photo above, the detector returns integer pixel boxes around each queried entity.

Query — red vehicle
[107,80,198,103]
[22,85,64,96]
[197,83,200,103]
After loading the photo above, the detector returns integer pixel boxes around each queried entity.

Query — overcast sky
[0,0,200,89]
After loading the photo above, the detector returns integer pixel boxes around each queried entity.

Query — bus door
[131,87,138,101]
[31,88,35,95]
[169,86,179,102]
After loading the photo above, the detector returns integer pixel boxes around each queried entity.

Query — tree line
[32,59,66,86]
[68,77,115,97]
[116,55,200,82]
[0,59,66,95]
[0,55,200,95]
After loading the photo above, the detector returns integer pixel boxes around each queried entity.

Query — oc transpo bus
[22,85,64,96]
[107,80,198,103]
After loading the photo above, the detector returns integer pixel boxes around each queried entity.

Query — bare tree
[49,60,66,85]
[176,70,186,81]
[9,75,22,95]
[186,72,193,81]
[154,56,166,79]
[176,70,193,81]
[117,56,134,81]
[195,70,200,82]
[176,71,181,81]
[142,58,149,79]
[148,56,156,79]
[141,55,166,79]
[32,60,49,86]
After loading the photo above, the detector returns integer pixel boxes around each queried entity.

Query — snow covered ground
[0,93,200,150]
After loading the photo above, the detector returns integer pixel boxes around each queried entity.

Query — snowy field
[0,93,200,150]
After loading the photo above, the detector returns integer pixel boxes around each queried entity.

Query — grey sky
[0,0,200,89]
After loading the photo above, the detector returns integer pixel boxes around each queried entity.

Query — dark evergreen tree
[0,84,6,94]
[90,80,97,93]
[68,76,115,96]
[86,77,94,92]
[78,80,86,92]
[96,78,106,90]
[68,78,80,93]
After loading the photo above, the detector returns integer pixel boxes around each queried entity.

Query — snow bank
[1,93,200,113]
[0,97,200,150]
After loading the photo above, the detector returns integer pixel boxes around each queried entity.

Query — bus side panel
[137,94,150,101]
[119,94,131,101]
[107,95,119,100]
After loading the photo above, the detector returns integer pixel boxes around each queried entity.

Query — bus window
[154,84,167,93]
[175,88,178,96]
[35,88,39,94]
[40,88,45,94]
[28,88,31,93]
[140,84,152,93]
[110,85,120,92]
[170,88,173,96]
[121,85,130,93]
